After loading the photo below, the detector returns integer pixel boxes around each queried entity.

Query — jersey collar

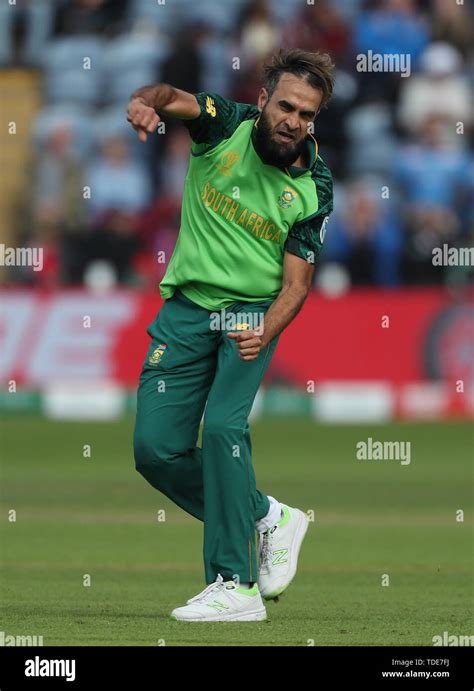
[251,117,318,178]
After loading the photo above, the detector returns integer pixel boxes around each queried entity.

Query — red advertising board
[1,288,472,388]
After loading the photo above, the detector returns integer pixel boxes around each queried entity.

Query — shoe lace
[187,574,228,604]
[259,528,274,569]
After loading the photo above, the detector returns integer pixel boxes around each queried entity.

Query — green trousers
[133,290,279,584]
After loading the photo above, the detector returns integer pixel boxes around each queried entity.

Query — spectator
[395,114,471,212]
[61,209,142,284]
[88,211,141,282]
[0,0,53,66]
[353,0,431,103]
[236,0,281,64]
[87,136,152,218]
[53,0,129,37]
[322,180,403,285]
[283,1,351,66]
[395,114,471,283]
[31,125,86,232]
[157,127,192,202]
[160,22,208,95]
[431,0,472,59]
[354,0,430,65]
[230,0,281,103]
[134,197,182,287]
[398,42,471,137]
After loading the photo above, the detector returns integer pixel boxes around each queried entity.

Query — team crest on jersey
[149,344,167,366]
[277,187,298,209]
[205,96,216,117]
[216,150,240,177]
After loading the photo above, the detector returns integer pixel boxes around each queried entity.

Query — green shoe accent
[272,548,288,565]
[236,583,259,596]
[277,505,290,529]
[207,600,231,611]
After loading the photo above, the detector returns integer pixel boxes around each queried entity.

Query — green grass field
[0,415,472,646]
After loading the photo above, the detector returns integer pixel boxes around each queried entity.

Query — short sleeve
[285,156,334,264]
[182,92,258,149]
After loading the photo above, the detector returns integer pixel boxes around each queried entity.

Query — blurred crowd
[2,0,473,288]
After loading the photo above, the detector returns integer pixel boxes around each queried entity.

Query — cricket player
[128,49,335,622]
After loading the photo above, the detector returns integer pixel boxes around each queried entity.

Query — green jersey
[159,92,334,310]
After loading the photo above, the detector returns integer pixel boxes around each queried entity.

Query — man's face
[254,73,323,168]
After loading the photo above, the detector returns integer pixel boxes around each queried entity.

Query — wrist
[130,95,149,110]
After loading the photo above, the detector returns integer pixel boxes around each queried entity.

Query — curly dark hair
[263,49,336,112]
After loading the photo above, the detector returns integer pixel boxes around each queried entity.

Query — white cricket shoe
[258,504,309,601]
[170,574,267,622]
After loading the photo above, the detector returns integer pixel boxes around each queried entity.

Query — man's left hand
[227,331,265,361]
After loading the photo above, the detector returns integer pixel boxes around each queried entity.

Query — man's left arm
[227,252,314,361]
[228,155,334,360]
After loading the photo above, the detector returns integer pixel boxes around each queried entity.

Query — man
[128,49,335,622]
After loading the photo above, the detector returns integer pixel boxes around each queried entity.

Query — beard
[253,107,306,168]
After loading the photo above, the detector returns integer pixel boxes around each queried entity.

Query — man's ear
[257,87,269,113]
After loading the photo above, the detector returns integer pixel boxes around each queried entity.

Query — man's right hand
[127,98,161,142]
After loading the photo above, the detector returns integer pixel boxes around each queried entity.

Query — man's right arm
[127,83,200,142]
